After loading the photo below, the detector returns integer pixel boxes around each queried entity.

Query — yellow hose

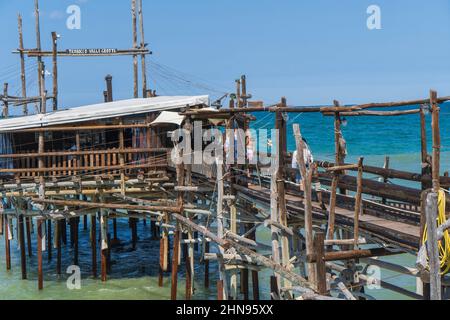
[422,189,449,275]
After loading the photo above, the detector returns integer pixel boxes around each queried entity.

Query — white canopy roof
[0,95,209,133]
[149,111,185,127]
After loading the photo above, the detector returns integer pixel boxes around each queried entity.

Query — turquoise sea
[0,103,448,300]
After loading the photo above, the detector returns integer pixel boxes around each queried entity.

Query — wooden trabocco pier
[0,0,448,301]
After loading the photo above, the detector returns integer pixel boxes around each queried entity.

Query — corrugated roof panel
[0,96,209,132]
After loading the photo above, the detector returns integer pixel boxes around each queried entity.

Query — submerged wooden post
[74,218,79,265]
[217,280,224,300]
[37,219,43,290]
[100,207,108,282]
[170,227,180,300]
[91,213,97,278]
[4,215,11,271]
[26,217,32,257]
[47,219,52,262]
[56,220,62,275]
[158,212,169,287]
[18,214,27,279]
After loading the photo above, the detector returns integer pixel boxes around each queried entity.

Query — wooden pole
[26,217,32,257]
[170,227,180,300]
[47,219,52,262]
[131,0,139,98]
[293,124,316,286]
[333,101,347,194]
[3,83,9,118]
[425,191,441,300]
[430,90,441,192]
[56,220,62,275]
[269,171,281,290]
[18,14,28,115]
[354,157,364,246]
[18,214,27,279]
[100,206,108,282]
[184,117,194,299]
[158,235,165,286]
[313,232,327,295]
[37,219,43,290]
[249,221,260,300]
[138,0,147,97]
[4,215,11,270]
[216,159,228,299]
[74,218,79,265]
[381,156,390,204]
[217,280,224,300]
[276,98,291,293]
[34,0,43,102]
[51,32,58,111]
[91,213,97,278]
[204,241,210,288]
[270,276,279,300]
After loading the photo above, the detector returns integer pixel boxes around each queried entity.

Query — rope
[421,189,450,274]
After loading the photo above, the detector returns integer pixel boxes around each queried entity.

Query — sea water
[0,104,447,300]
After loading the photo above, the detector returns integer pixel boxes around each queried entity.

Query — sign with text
[66,48,118,55]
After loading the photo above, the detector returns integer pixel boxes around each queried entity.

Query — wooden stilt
[47,219,52,262]
[216,159,228,299]
[37,219,43,290]
[4,214,11,270]
[56,220,61,275]
[204,241,210,288]
[158,237,165,287]
[293,124,316,286]
[100,210,108,282]
[313,232,327,295]
[18,214,27,279]
[62,219,67,246]
[354,158,364,247]
[276,98,291,293]
[74,217,79,265]
[217,280,224,300]
[26,217,32,257]
[170,228,180,300]
[91,213,97,278]
[270,276,279,300]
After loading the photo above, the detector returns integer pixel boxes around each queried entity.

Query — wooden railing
[0,148,170,179]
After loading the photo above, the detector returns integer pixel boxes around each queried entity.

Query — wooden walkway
[235,183,420,253]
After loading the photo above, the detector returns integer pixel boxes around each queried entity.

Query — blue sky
[1,0,450,110]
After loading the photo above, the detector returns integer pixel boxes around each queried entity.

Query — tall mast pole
[138,0,148,97]
[132,0,139,98]
[35,0,43,102]
[18,14,28,115]
[51,32,58,111]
